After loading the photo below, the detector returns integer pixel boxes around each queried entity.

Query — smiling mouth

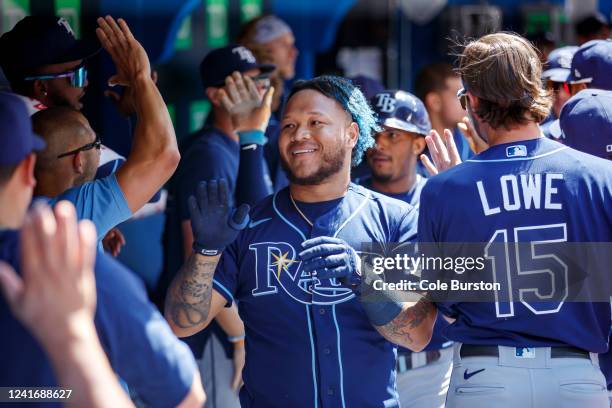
[291,148,318,156]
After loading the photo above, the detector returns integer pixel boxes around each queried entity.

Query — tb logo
[232,46,256,63]
[375,93,396,113]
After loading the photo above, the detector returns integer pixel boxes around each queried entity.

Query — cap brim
[382,118,429,136]
[57,38,101,64]
[567,72,593,85]
[542,68,570,83]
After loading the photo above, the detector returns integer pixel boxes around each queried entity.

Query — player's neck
[430,114,454,137]
[486,122,542,146]
[371,171,416,195]
[289,171,351,203]
[33,172,73,199]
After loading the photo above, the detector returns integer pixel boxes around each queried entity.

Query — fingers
[225,75,241,104]
[151,70,158,84]
[218,89,233,112]
[429,129,450,164]
[301,254,346,273]
[443,129,461,165]
[29,204,58,281]
[245,76,260,100]
[299,243,345,261]
[187,195,200,225]
[117,18,135,43]
[0,261,24,311]
[77,220,98,275]
[104,16,128,51]
[232,72,249,101]
[116,229,126,246]
[301,236,345,249]
[54,201,79,272]
[229,204,250,231]
[195,181,209,213]
[218,179,229,208]
[207,180,219,207]
[262,86,275,110]
[419,154,438,176]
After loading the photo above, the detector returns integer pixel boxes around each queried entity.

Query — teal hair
[288,75,379,166]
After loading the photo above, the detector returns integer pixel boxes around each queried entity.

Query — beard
[281,144,348,185]
[467,104,488,143]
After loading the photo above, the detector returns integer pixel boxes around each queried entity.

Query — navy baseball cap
[349,75,385,99]
[0,92,45,165]
[370,90,431,136]
[567,39,612,89]
[542,46,578,83]
[560,89,612,159]
[199,45,275,89]
[0,16,100,82]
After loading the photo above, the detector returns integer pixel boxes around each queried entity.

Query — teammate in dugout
[359,89,453,408]
[165,75,438,407]
[416,32,611,407]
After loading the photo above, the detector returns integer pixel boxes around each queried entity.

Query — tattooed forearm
[165,253,220,331]
[375,296,436,351]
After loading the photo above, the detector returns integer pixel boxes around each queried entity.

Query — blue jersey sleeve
[51,174,131,240]
[212,239,240,306]
[236,143,273,207]
[396,206,418,243]
[94,254,197,408]
[177,144,236,221]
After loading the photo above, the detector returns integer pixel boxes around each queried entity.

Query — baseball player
[360,89,453,408]
[416,32,611,407]
[165,76,438,407]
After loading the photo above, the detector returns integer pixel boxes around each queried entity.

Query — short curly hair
[457,32,552,130]
[288,76,379,166]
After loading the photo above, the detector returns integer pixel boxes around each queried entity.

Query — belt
[397,350,441,372]
[460,345,590,359]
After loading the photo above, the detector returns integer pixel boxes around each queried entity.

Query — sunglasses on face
[57,134,101,159]
[25,64,88,88]
[457,87,468,110]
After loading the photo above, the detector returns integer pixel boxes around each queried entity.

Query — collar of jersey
[466,137,568,162]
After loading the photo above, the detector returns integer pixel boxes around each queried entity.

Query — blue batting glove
[299,236,361,288]
[188,179,250,256]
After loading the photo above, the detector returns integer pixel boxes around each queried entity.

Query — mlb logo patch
[515,347,535,358]
[506,145,527,158]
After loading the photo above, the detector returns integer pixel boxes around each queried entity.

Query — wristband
[192,244,220,257]
[237,129,267,146]
[228,334,246,343]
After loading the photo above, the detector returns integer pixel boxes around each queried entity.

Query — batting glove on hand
[299,237,361,289]
[188,179,250,256]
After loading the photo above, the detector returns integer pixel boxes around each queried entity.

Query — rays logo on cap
[232,46,256,63]
[574,69,582,78]
[57,17,75,37]
[375,93,396,113]
[506,145,527,158]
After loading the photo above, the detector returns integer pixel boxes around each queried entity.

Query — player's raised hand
[299,237,361,288]
[96,16,151,87]
[188,179,250,255]
[0,201,97,343]
[219,71,274,132]
[420,129,462,176]
[458,116,489,154]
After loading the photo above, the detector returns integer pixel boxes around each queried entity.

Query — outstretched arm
[96,16,180,213]
[165,180,249,337]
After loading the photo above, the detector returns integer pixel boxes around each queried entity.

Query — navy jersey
[213,184,417,408]
[419,137,612,352]
[358,174,451,351]
[0,231,197,408]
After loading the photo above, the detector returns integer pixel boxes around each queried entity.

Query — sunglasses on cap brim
[213,73,271,88]
[24,64,88,88]
[457,88,469,110]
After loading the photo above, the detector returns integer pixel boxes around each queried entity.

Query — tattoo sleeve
[165,254,220,331]
[375,296,436,350]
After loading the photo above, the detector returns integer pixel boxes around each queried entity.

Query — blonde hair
[458,32,552,129]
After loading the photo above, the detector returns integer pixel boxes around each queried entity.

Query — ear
[17,153,37,188]
[467,93,479,110]
[206,87,221,107]
[32,80,49,102]
[413,136,427,155]
[425,92,441,113]
[346,122,359,148]
[73,152,84,175]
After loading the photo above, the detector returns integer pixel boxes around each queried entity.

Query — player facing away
[418,32,612,407]
[165,76,438,407]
